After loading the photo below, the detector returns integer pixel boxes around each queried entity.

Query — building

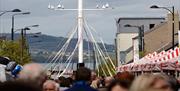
[115,17,165,65]
[119,13,180,66]
[143,13,179,54]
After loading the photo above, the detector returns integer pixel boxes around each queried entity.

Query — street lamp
[14,27,30,64]
[11,12,30,40]
[23,24,39,36]
[0,9,21,16]
[15,24,39,63]
[28,24,39,27]
[150,5,175,49]
[124,24,144,58]
[15,25,39,42]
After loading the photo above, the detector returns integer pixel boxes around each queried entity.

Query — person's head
[43,80,59,91]
[67,77,73,86]
[108,79,131,91]
[71,71,76,81]
[60,77,71,87]
[91,79,100,89]
[91,71,97,81]
[130,74,154,91]
[115,72,134,81]
[105,76,114,87]
[58,76,66,84]
[152,73,172,91]
[166,75,179,91]
[19,63,47,86]
[75,67,91,82]
[0,80,42,91]
[130,73,172,91]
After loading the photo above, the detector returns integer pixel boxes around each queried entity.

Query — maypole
[78,0,84,64]
[48,1,115,74]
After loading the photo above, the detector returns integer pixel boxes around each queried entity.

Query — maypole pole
[77,0,84,67]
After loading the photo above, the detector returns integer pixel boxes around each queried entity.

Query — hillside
[2,33,115,62]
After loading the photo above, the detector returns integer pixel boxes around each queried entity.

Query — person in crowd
[91,78,100,89]
[152,73,173,91]
[0,80,42,91]
[19,63,47,87]
[91,71,97,81]
[58,76,66,85]
[43,80,59,91]
[59,77,71,91]
[100,76,105,87]
[167,75,180,91]
[65,67,97,91]
[97,76,106,91]
[114,72,134,81]
[67,77,73,86]
[97,76,114,91]
[130,73,173,91]
[107,79,132,91]
[71,71,76,81]
[106,72,135,91]
[105,76,114,87]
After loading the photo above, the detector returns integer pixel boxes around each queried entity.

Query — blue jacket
[65,81,97,91]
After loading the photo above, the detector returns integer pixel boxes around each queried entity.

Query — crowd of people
[0,63,180,91]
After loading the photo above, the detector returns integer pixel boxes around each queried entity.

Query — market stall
[118,47,180,77]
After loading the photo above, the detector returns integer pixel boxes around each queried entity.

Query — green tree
[139,50,146,58]
[96,59,116,77]
[0,38,31,65]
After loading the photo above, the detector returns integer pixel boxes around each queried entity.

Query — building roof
[116,17,165,23]
[116,17,166,33]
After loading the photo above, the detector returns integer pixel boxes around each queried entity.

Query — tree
[0,38,31,65]
[139,49,146,58]
[96,58,116,77]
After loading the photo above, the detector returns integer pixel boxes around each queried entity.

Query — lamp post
[11,12,30,40]
[150,5,175,49]
[14,27,30,63]
[0,9,21,16]
[21,27,30,63]
[15,24,39,63]
[0,9,21,37]
[23,24,39,37]
[23,25,39,54]
[124,24,144,58]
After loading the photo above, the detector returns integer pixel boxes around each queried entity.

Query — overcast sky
[0,0,180,44]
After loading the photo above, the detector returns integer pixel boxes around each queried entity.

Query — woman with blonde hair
[130,74,154,91]
[130,73,172,91]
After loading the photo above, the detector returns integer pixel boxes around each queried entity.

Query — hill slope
[2,33,115,63]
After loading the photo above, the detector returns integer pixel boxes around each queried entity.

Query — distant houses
[115,13,180,66]
[115,17,165,65]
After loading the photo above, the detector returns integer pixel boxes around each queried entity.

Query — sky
[0,0,180,44]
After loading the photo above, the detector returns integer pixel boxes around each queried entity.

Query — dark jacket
[65,81,97,91]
